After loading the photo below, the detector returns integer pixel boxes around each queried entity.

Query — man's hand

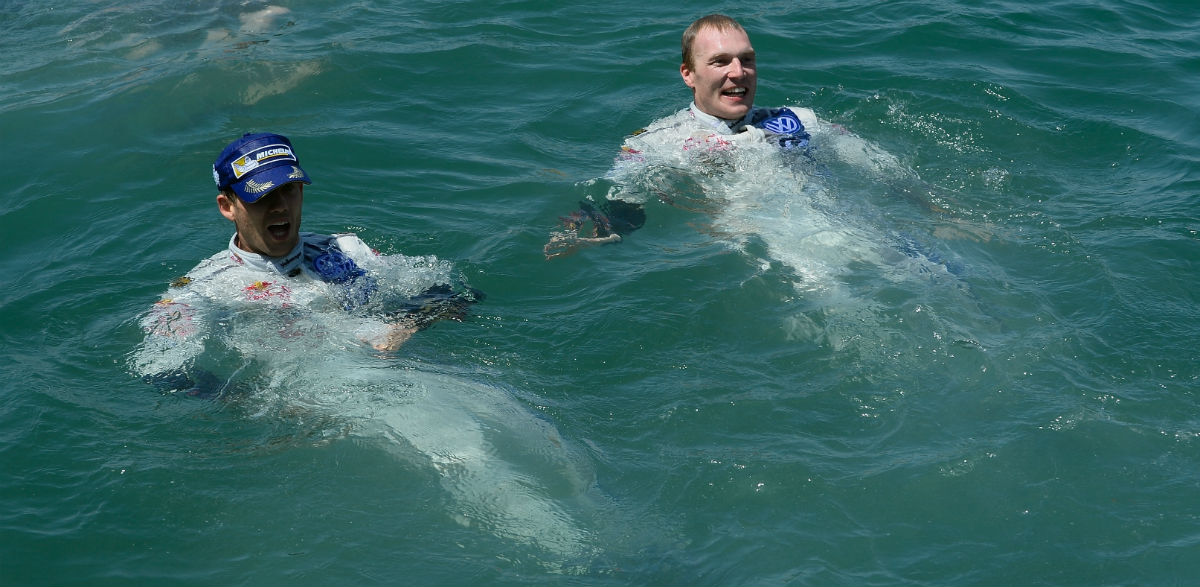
[363,321,419,352]
[543,232,621,260]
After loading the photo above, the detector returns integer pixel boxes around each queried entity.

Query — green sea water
[2,1,1199,584]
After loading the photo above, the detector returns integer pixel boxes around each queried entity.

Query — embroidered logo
[231,144,297,179]
[311,248,375,309]
[683,134,733,152]
[244,280,292,302]
[244,179,276,194]
[754,110,810,150]
[148,299,196,337]
[312,250,363,283]
[761,112,801,135]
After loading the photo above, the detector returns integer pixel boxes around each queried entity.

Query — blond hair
[681,14,747,69]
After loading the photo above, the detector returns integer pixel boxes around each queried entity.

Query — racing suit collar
[227,233,306,276]
[689,102,758,134]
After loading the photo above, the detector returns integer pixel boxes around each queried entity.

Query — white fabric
[129,232,389,377]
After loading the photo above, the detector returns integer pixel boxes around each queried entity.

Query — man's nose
[260,189,287,211]
[729,58,745,77]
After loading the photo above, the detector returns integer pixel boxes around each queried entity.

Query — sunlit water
[2,1,1199,584]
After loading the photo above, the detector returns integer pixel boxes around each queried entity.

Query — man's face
[218,181,304,257]
[681,26,757,120]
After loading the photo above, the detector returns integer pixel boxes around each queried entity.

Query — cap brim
[230,164,311,203]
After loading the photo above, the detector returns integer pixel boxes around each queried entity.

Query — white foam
[604,110,972,356]
[130,251,600,566]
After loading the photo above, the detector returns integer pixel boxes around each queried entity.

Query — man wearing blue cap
[206,132,379,296]
[214,133,312,260]
[208,132,376,283]
[129,133,478,384]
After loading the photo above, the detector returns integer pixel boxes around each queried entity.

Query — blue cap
[213,132,312,203]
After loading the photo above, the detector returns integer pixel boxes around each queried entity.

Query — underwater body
[3,1,1200,585]
[128,248,613,569]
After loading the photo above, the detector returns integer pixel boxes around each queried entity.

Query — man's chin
[264,237,299,257]
[701,99,752,120]
[717,107,751,121]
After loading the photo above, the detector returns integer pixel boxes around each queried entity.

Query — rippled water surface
[2,1,1199,584]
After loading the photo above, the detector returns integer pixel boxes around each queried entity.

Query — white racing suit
[555,102,905,240]
[129,232,476,386]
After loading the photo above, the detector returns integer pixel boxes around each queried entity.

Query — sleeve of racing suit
[128,287,208,387]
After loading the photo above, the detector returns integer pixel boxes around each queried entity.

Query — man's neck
[690,102,755,131]
[228,234,306,276]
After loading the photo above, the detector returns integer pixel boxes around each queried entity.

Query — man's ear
[680,62,696,89]
[217,192,238,222]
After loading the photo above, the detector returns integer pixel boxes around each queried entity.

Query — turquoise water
[3,0,1199,584]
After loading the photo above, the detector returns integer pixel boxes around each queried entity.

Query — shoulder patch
[760,109,802,135]
[752,108,810,150]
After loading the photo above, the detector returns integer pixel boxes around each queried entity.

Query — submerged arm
[370,284,485,351]
[544,198,645,259]
[129,290,209,383]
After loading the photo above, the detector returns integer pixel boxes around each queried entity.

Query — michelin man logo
[232,145,296,179]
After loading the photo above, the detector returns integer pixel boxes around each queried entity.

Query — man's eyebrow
[709,49,756,61]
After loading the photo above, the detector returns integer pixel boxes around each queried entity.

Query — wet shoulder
[170,248,241,290]
[620,108,716,157]
[623,109,697,140]
[784,106,819,130]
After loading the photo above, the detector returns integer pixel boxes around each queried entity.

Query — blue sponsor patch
[761,110,801,135]
[312,249,363,283]
[753,108,810,150]
[311,248,376,309]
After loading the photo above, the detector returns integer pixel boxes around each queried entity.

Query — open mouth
[722,87,747,98]
[267,221,290,240]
